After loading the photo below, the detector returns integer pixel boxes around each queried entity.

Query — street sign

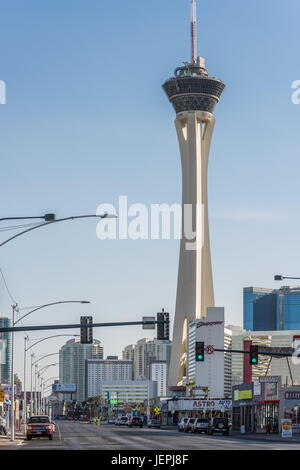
[154,406,160,415]
[258,346,294,357]
[205,345,214,355]
[0,389,4,402]
[142,317,155,329]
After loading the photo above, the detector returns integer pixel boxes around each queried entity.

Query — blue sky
[0,0,300,384]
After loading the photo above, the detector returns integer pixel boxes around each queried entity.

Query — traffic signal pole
[0,319,169,334]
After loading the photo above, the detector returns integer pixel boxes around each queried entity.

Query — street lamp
[0,214,56,222]
[0,213,116,248]
[11,300,87,442]
[274,275,300,281]
[28,335,79,416]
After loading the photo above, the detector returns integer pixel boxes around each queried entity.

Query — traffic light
[195,342,204,362]
[157,311,170,340]
[80,316,93,344]
[249,345,259,365]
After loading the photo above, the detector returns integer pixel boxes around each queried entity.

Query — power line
[0,266,18,304]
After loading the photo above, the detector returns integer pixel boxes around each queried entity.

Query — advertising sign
[52,384,77,393]
[281,419,293,438]
[107,392,118,405]
[168,399,232,412]
[253,381,261,396]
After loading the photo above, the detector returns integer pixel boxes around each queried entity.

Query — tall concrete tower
[163,0,225,386]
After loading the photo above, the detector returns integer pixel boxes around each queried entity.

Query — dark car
[128,417,143,428]
[208,417,230,436]
[147,419,161,429]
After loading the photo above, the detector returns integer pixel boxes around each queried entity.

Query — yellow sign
[154,406,160,415]
[0,389,4,402]
[238,390,252,400]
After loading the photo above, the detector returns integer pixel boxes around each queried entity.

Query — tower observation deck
[163,57,225,115]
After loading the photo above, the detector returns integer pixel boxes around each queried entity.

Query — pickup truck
[27,415,54,440]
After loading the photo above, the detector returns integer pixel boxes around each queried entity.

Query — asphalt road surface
[12,421,300,450]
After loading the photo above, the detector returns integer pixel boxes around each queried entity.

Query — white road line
[56,422,62,442]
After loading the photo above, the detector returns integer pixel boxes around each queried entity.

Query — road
[11,421,300,450]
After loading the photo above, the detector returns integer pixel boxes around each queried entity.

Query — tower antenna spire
[191,0,197,63]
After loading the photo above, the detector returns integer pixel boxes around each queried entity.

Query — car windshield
[214,418,228,423]
[120,417,127,421]
[28,416,50,424]
[197,419,209,423]
[189,419,196,423]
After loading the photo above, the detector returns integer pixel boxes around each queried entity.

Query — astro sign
[168,399,232,411]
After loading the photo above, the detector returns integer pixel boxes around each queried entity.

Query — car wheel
[27,435,32,440]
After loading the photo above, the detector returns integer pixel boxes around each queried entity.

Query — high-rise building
[244,286,300,331]
[122,344,135,363]
[150,361,168,397]
[163,0,225,387]
[187,308,232,398]
[59,338,103,402]
[86,358,133,398]
[0,316,11,385]
[123,338,172,381]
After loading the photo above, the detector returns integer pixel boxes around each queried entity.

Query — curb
[231,433,300,444]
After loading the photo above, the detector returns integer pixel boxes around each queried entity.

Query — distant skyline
[0,0,300,387]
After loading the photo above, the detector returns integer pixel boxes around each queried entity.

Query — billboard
[52,383,76,393]
[168,399,232,412]
[107,392,118,405]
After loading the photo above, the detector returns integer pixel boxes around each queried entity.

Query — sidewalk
[231,431,300,444]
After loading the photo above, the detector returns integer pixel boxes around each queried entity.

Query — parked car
[208,417,230,435]
[191,418,210,434]
[108,418,116,424]
[26,415,54,440]
[178,417,189,432]
[147,419,161,429]
[118,416,129,426]
[184,417,197,432]
[128,417,143,428]
[51,421,56,433]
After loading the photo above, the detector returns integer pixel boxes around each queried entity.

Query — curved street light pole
[16,302,87,440]
[0,213,116,248]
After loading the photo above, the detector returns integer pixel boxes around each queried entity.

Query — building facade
[59,338,103,402]
[187,308,232,398]
[89,380,157,405]
[123,338,172,381]
[150,361,168,397]
[86,358,133,398]
[231,327,300,387]
[0,316,11,385]
[244,286,300,331]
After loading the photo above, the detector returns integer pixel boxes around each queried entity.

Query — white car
[118,416,129,426]
[178,417,188,432]
[184,418,196,433]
